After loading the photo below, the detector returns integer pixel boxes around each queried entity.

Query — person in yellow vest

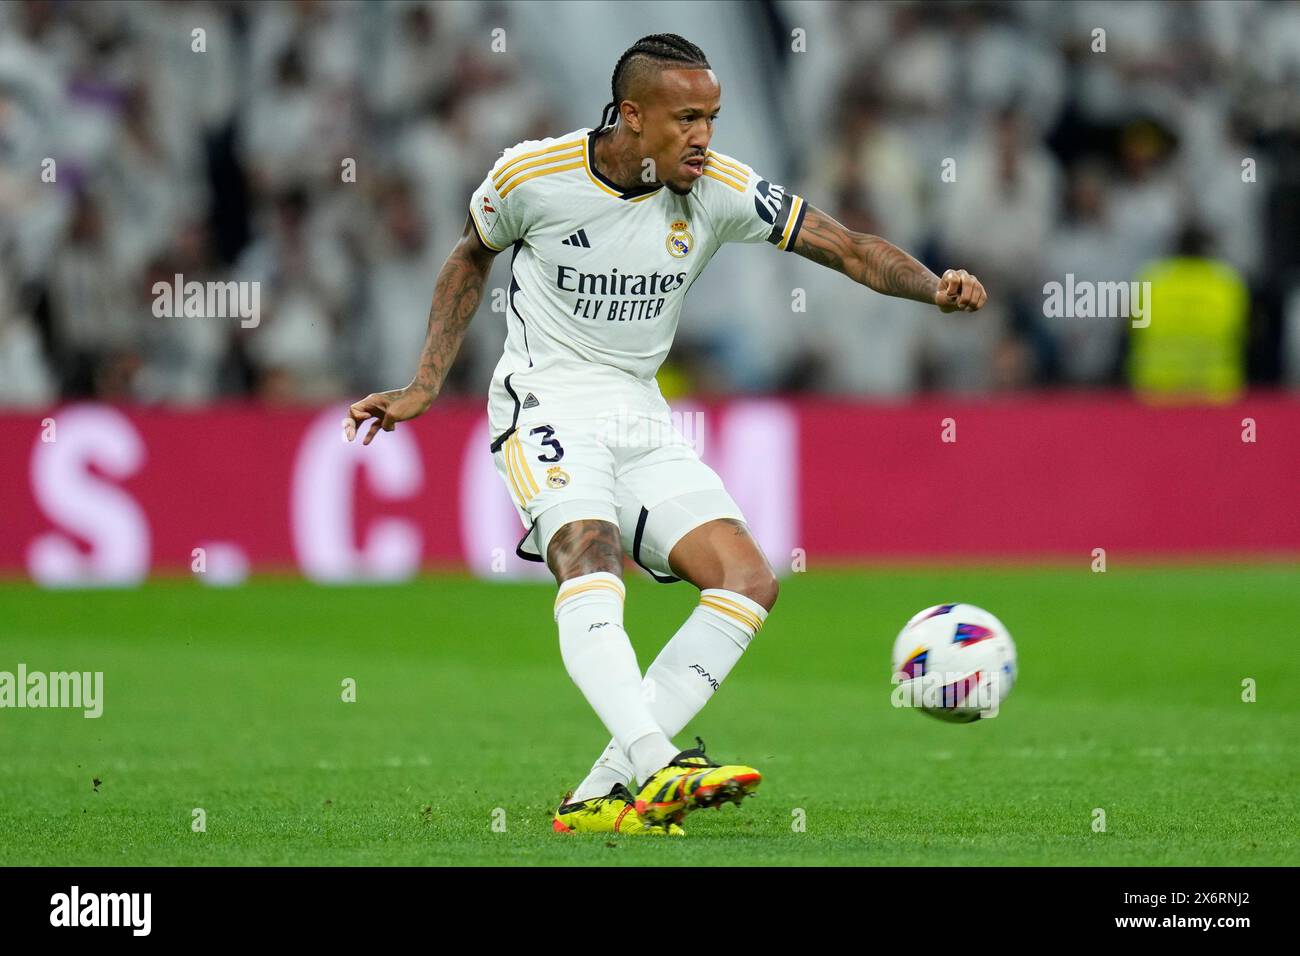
[1128,225,1250,402]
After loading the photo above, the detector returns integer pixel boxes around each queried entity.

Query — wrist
[404,382,437,408]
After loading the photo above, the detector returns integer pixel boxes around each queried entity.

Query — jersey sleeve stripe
[492,139,585,188]
[495,147,584,193]
[703,154,748,186]
[705,151,749,180]
[499,160,585,199]
[777,195,805,250]
[702,167,746,192]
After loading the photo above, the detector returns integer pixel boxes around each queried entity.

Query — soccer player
[345,34,986,834]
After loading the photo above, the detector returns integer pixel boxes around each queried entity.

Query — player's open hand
[934,269,987,313]
[343,386,433,445]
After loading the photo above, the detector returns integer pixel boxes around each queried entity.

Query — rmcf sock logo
[49,886,151,936]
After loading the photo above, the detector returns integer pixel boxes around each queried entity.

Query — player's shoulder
[487,127,589,199]
[693,146,806,248]
[695,148,797,222]
[698,148,757,197]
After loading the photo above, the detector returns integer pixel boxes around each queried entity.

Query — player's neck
[593,126,654,190]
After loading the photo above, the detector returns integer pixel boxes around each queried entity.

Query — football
[891,603,1018,722]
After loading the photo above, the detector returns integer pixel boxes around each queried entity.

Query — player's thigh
[492,420,621,583]
[613,443,778,608]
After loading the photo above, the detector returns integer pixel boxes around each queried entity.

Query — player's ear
[622,100,642,135]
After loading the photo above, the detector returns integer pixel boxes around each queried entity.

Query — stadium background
[1,0,1297,867]
[2,0,1299,579]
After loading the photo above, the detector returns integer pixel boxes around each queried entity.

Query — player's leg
[492,420,679,789]
[656,513,777,722]
[647,515,776,735]
[570,505,775,802]
[666,515,780,611]
[544,517,679,786]
[569,412,775,808]
[624,509,770,826]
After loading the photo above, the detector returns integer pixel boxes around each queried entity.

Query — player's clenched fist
[343,386,433,445]
[934,269,987,313]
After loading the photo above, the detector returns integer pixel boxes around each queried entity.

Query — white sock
[554,572,679,783]
[570,587,767,801]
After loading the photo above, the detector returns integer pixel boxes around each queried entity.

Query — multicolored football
[891,603,1017,722]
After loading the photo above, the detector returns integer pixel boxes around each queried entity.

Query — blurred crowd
[2,0,1299,408]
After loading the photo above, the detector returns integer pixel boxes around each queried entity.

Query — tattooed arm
[791,204,987,313]
[345,215,498,445]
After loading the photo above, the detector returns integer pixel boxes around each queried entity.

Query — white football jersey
[468,126,807,447]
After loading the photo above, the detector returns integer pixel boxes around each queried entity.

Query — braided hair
[598,34,711,132]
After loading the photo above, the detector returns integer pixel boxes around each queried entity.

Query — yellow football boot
[633,737,761,828]
[553,782,685,836]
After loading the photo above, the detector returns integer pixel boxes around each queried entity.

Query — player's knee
[727,564,779,613]
[547,518,623,582]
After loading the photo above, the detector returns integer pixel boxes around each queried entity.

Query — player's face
[640,69,720,195]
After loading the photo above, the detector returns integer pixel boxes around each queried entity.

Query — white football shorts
[489,385,744,582]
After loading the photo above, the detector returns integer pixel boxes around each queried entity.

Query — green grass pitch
[1,564,1296,866]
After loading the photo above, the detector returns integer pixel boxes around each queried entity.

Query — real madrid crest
[546,466,570,489]
[665,219,692,258]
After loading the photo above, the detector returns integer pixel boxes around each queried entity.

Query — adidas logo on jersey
[561,228,591,248]
[522,393,540,409]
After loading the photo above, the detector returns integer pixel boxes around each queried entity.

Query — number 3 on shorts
[529,425,565,463]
